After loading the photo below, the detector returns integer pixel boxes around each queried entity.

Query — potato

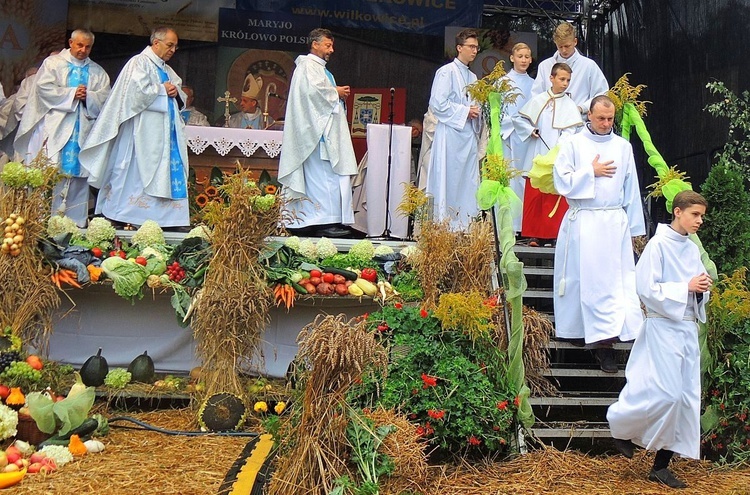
[334,283,349,296]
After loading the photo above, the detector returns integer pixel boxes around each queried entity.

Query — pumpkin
[68,434,87,456]
[5,387,24,408]
[198,393,246,432]
[127,351,155,384]
[80,348,109,387]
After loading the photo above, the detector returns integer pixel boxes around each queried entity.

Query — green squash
[127,351,155,383]
[80,348,109,386]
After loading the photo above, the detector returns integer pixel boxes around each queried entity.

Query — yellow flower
[264,184,278,195]
[274,401,286,414]
[204,185,218,197]
[195,193,209,208]
[253,401,268,413]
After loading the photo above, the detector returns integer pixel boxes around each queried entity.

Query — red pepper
[361,268,377,282]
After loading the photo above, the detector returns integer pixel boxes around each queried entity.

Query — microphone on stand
[380,87,397,238]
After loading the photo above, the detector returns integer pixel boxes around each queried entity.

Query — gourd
[127,351,155,383]
[198,393,246,432]
[83,439,105,453]
[68,434,88,456]
[6,387,25,408]
[80,348,109,386]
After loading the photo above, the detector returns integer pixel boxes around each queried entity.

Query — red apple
[0,385,9,400]
[26,355,43,371]
[40,457,56,470]
[27,462,42,474]
[14,458,27,468]
[29,452,46,465]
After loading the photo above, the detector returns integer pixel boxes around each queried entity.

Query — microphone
[390,87,395,96]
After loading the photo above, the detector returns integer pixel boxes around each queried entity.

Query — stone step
[512,245,555,257]
[528,396,617,407]
[547,341,633,351]
[521,266,554,276]
[530,422,612,438]
[524,289,554,299]
[541,368,626,378]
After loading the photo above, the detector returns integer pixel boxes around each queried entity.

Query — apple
[40,457,56,470]
[0,385,9,400]
[27,462,42,474]
[5,452,20,465]
[0,451,7,469]
[29,452,46,465]
[26,355,43,371]
[2,463,18,473]
[14,458,28,468]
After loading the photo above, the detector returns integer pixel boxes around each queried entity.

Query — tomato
[361,268,378,283]
[322,272,335,284]
[135,256,148,266]
[118,251,127,259]
[309,269,322,278]
[91,247,103,258]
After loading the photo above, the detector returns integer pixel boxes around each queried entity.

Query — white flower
[0,404,18,440]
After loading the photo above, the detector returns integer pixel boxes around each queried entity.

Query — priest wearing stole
[81,27,190,228]
[278,28,357,237]
[425,28,482,231]
[15,30,110,227]
[552,96,645,372]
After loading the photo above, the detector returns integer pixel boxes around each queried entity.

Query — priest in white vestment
[499,43,534,232]
[80,27,190,228]
[180,86,209,127]
[531,22,608,118]
[608,191,710,489]
[552,96,645,371]
[14,30,110,227]
[278,28,357,235]
[426,29,483,231]
[0,68,39,156]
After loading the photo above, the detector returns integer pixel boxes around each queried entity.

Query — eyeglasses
[461,44,480,51]
[158,40,178,51]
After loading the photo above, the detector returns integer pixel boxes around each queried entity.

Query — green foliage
[699,161,750,275]
[703,268,750,464]
[337,409,395,495]
[390,270,423,302]
[705,81,750,179]
[350,305,517,454]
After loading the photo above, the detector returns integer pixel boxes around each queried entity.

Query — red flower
[425,422,434,435]
[717,442,724,450]
[411,388,419,395]
[497,400,508,411]
[720,403,726,410]
[468,435,481,446]
[483,296,498,307]
[421,373,437,388]
[427,409,445,420]
[416,425,425,436]
[420,308,428,318]
[712,389,720,397]
[408,413,417,419]
[395,302,403,309]
[499,438,507,445]
[377,323,389,333]
[514,396,521,407]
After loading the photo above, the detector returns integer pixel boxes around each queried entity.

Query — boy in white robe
[531,22,608,119]
[425,28,482,231]
[607,190,711,489]
[278,28,357,237]
[498,42,534,232]
[514,62,582,241]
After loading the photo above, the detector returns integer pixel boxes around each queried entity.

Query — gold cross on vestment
[217,91,237,128]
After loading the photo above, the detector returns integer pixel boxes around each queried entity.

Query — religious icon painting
[351,93,383,137]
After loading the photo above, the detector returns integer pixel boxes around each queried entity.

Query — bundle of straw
[269,314,388,495]
[191,169,285,399]
[0,154,60,354]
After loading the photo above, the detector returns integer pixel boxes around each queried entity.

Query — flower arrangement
[351,304,518,453]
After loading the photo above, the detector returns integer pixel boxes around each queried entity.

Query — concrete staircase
[513,244,631,449]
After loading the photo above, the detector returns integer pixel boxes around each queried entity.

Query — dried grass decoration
[0,156,60,353]
[191,168,287,399]
[269,314,388,495]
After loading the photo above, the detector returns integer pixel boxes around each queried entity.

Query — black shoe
[648,468,687,489]
[595,347,618,373]
[613,438,635,459]
[561,338,586,347]
[163,226,192,233]
[316,226,351,238]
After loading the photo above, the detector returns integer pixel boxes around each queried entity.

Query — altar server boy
[607,190,712,489]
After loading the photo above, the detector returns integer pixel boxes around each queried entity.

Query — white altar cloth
[185,126,283,157]
[364,124,412,238]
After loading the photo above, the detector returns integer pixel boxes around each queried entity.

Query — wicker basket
[15,414,51,445]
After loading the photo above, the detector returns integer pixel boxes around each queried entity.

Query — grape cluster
[0,351,21,373]
[167,261,186,282]
[0,361,42,383]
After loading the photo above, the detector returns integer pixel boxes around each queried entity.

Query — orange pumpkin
[68,434,88,456]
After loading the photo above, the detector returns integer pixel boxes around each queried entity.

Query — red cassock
[520,178,568,239]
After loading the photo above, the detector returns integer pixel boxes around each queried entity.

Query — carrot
[284,284,295,310]
[51,272,61,289]
[273,284,284,307]
[56,269,82,289]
